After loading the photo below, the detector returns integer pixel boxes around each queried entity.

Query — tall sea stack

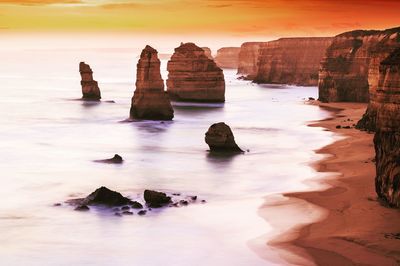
[373,48,400,208]
[130,45,174,120]
[167,42,225,102]
[79,62,101,101]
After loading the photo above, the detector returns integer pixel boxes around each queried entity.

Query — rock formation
[79,62,101,100]
[215,47,240,69]
[205,122,243,153]
[254,37,333,86]
[144,190,172,208]
[319,27,400,104]
[201,47,213,59]
[237,42,264,79]
[82,186,133,206]
[130,45,174,120]
[93,154,123,164]
[167,43,225,102]
[370,48,400,207]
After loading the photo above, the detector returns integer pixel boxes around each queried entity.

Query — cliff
[254,37,333,86]
[237,42,263,79]
[373,48,400,207]
[166,42,225,102]
[319,27,400,103]
[201,47,213,59]
[130,45,174,120]
[79,62,101,100]
[214,47,240,69]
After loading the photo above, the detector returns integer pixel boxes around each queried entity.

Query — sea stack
[373,48,400,208]
[130,45,174,120]
[167,42,225,102]
[201,47,213,59]
[205,122,243,153]
[319,27,400,104]
[237,42,264,80]
[254,37,333,86]
[79,62,101,101]
[215,47,240,69]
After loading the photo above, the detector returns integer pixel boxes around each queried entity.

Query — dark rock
[121,206,130,211]
[179,200,189,206]
[336,125,341,129]
[94,154,123,164]
[122,211,133,215]
[205,122,243,153]
[343,126,351,129]
[53,203,62,207]
[130,201,143,209]
[144,189,171,208]
[82,186,132,206]
[138,210,147,216]
[75,205,90,211]
[114,212,122,217]
[308,97,315,101]
[190,196,197,201]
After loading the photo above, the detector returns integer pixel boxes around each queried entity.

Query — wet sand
[260,102,400,265]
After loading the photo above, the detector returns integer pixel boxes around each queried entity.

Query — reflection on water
[0,47,334,265]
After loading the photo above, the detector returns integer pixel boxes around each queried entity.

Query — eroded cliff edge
[237,42,264,80]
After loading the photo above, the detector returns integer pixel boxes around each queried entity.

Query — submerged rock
[79,62,101,101]
[205,122,243,153]
[144,189,171,208]
[93,154,123,164]
[130,45,174,120]
[82,186,132,206]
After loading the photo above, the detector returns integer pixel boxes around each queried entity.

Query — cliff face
[214,47,240,69]
[130,45,174,120]
[319,27,400,103]
[166,43,225,102]
[254,37,333,86]
[201,47,213,59]
[373,48,400,207]
[237,42,263,79]
[79,62,101,100]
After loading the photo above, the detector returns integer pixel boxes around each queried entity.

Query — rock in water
[215,47,240,69]
[372,48,400,208]
[167,42,225,102]
[205,122,243,153]
[237,42,264,80]
[254,37,332,86]
[144,190,171,208]
[93,154,123,164]
[319,27,400,104]
[79,62,101,101]
[130,45,174,120]
[83,187,132,206]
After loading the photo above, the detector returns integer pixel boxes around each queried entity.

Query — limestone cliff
[130,45,174,120]
[167,42,225,102]
[214,47,240,69]
[79,62,101,100]
[373,48,400,207]
[254,37,332,86]
[201,47,213,59]
[319,27,400,103]
[237,42,263,79]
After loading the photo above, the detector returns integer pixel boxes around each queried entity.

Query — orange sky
[1,0,399,37]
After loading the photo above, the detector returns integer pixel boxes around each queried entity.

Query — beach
[261,102,400,265]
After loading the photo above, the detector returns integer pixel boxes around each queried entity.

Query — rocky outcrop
[79,62,101,100]
[215,47,240,69]
[144,190,171,208]
[81,187,133,206]
[201,47,213,59]
[237,42,264,79]
[319,27,400,103]
[370,49,400,207]
[254,37,332,86]
[205,122,243,153]
[167,43,225,102]
[130,45,174,120]
[93,154,123,164]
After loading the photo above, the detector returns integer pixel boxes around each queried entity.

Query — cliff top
[176,42,204,52]
[336,26,400,38]
[79,62,92,73]
[140,45,158,58]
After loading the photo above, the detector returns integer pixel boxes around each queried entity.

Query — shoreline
[258,102,400,265]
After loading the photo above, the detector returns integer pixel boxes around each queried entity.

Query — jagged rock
[79,62,101,101]
[201,47,213,59]
[82,186,132,206]
[144,189,171,208]
[75,205,90,211]
[215,47,240,69]
[254,37,332,86]
[130,45,174,120]
[138,210,147,216]
[237,42,264,79]
[205,122,243,153]
[130,201,143,209]
[167,42,225,102]
[319,27,400,104]
[93,154,123,164]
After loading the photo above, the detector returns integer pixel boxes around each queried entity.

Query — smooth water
[0,46,333,265]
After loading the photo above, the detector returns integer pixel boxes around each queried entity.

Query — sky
[1,0,400,37]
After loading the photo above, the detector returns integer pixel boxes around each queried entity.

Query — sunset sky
[1,0,400,37]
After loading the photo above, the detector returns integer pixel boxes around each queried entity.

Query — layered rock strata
[254,37,333,86]
[215,47,240,69]
[319,27,400,104]
[237,42,264,79]
[130,45,174,120]
[167,43,225,102]
[201,47,213,59]
[79,62,101,100]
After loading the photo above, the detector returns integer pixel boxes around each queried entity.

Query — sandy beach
[260,102,400,265]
